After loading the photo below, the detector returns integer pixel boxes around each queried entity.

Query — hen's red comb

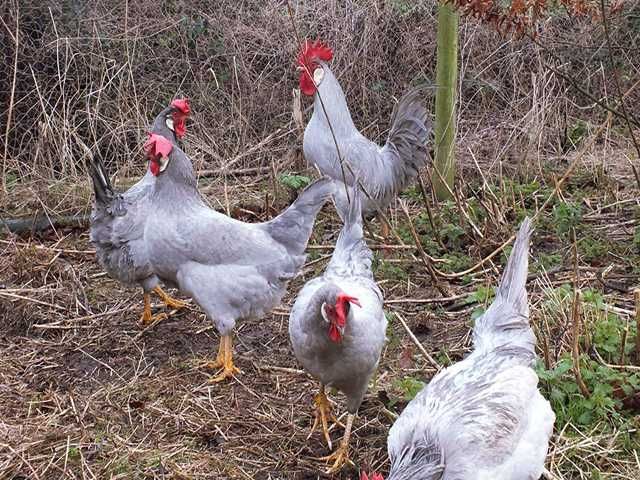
[297,40,333,68]
[360,472,384,480]
[171,98,190,115]
[335,293,361,327]
[144,133,173,159]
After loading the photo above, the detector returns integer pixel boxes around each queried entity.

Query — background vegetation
[1,1,639,478]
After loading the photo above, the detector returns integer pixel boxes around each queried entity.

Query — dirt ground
[2,159,640,479]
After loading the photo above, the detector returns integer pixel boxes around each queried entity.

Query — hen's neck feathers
[388,441,445,480]
[311,63,357,135]
[153,147,199,200]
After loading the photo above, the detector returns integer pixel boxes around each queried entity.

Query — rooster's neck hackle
[311,64,356,135]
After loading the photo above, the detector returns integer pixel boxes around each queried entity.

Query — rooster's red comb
[297,40,333,68]
[144,133,173,159]
[170,98,190,115]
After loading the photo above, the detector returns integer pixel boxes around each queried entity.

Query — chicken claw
[319,413,355,474]
[207,335,241,383]
[153,286,187,310]
[200,340,226,370]
[321,442,353,474]
[139,293,169,326]
[308,385,342,449]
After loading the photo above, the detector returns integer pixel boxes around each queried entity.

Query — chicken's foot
[209,335,241,383]
[139,292,168,326]
[153,286,187,310]
[308,385,343,450]
[200,339,226,370]
[319,413,355,474]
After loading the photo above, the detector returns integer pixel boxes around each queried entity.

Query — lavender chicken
[362,218,555,480]
[140,133,334,382]
[289,190,386,473]
[298,40,431,224]
[89,99,190,326]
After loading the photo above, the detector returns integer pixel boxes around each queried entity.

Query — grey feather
[263,177,335,257]
[143,142,331,337]
[386,219,554,480]
[88,103,185,293]
[303,64,432,219]
[88,155,158,290]
[289,188,386,414]
[472,217,535,356]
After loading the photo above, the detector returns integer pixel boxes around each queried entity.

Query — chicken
[289,190,387,473]
[140,133,335,382]
[88,99,191,326]
[362,218,555,480]
[298,40,431,227]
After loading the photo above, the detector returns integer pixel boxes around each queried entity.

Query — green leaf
[278,173,311,190]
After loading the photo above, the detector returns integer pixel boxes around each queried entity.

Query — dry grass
[2,1,640,479]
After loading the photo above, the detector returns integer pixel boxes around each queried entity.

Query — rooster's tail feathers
[383,87,432,194]
[264,177,335,256]
[472,218,535,355]
[88,157,115,207]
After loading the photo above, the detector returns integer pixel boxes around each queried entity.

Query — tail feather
[327,189,373,279]
[88,157,114,207]
[264,177,335,256]
[472,218,535,355]
[382,86,432,195]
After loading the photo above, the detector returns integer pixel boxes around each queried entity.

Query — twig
[417,173,447,251]
[2,1,19,194]
[395,312,442,372]
[398,200,448,296]
[0,214,91,235]
[571,289,590,398]
[634,289,640,365]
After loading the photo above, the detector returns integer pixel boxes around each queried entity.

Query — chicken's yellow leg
[153,286,187,310]
[320,413,355,474]
[308,384,343,450]
[139,292,168,326]
[200,339,226,370]
[209,335,241,383]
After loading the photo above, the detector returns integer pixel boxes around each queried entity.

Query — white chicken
[289,190,387,473]
[362,218,555,480]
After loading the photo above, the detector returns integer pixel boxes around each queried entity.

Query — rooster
[298,40,431,226]
[289,190,386,473]
[141,133,334,382]
[362,219,555,480]
[89,99,191,326]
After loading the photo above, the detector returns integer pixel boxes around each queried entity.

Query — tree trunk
[433,2,459,201]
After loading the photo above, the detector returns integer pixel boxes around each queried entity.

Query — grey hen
[363,218,555,480]
[88,99,190,325]
[289,190,387,473]
[298,40,431,222]
[141,133,334,381]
